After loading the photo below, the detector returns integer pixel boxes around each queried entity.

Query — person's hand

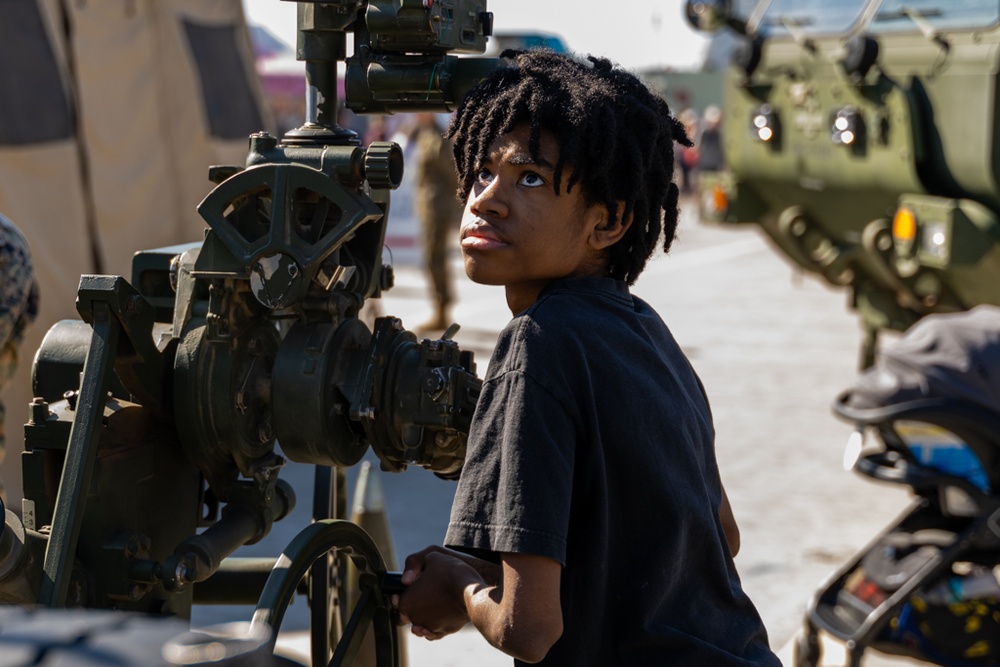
[391,546,479,639]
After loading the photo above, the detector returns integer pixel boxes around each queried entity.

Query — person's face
[459,124,610,314]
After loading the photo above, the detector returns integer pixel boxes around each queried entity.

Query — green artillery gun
[0,2,496,665]
[686,0,1000,366]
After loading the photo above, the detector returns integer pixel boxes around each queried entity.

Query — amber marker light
[711,184,728,215]
[892,207,916,243]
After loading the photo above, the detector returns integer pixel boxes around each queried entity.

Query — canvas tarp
[0,0,271,505]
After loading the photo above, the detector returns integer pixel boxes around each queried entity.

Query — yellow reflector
[893,207,916,242]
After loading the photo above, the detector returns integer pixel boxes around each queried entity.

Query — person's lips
[460,224,508,251]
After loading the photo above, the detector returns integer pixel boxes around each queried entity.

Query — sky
[241,1,711,72]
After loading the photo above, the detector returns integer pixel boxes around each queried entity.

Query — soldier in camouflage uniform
[412,113,463,333]
[0,214,38,504]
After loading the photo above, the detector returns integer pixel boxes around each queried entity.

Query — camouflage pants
[422,209,454,310]
[0,215,39,503]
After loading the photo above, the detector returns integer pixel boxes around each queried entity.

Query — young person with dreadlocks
[392,49,780,666]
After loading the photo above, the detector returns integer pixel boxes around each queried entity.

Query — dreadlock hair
[447,49,692,285]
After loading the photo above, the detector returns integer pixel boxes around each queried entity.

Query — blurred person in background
[411,113,463,334]
[676,107,701,198]
[0,214,38,506]
[697,104,725,173]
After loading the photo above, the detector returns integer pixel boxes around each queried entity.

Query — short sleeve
[445,366,577,565]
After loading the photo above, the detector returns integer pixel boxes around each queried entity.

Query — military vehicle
[687,4,1000,666]
[685,0,1000,367]
[0,2,497,665]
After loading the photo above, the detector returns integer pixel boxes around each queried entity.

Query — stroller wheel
[793,630,822,667]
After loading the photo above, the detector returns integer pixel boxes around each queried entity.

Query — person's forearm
[396,547,561,661]
[444,549,501,585]
[458,559,563,664]
[463,582,554,663]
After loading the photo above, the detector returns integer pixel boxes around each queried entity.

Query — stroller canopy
[847,305,1000,414]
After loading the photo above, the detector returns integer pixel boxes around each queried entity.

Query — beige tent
[0,0,271,505]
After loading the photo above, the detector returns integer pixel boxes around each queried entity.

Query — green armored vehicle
[687,0,1000,365]
[689,5,1000,666]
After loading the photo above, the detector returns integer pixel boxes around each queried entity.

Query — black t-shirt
[445,277,780,666]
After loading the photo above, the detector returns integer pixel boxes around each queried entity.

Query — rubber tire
[0,606,303,667]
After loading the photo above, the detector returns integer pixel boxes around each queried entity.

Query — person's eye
[519,172,544,188]
[475,168,493,185]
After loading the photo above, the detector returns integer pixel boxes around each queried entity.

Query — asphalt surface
[193,203,925,665]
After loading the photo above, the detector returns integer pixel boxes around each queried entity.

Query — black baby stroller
[795,306,1000,667]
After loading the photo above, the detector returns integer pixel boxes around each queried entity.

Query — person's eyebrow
[508,152,555,170]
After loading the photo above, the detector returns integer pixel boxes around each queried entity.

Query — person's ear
[587,202,633,250]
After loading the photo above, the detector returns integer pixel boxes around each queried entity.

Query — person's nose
[468,177,508,219]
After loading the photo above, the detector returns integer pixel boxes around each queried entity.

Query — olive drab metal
[687,5,1000,666]
[0,2,494,666]
[686,0,1000,367]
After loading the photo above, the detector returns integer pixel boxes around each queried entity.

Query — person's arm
[395,546,563,663]
[465,552,563,663]
[720,483,740,557]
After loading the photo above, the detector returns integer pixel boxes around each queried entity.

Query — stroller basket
[796,401,1000,667]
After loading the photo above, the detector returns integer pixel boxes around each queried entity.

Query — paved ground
[256,205,927,666]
